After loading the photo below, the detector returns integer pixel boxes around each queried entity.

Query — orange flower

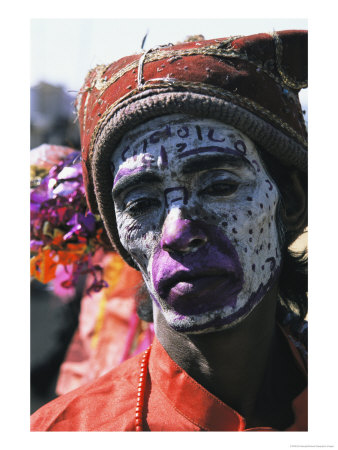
[30,249,59,284]
[50,229,64,247]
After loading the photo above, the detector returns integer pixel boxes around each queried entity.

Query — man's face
[111,114,281,333]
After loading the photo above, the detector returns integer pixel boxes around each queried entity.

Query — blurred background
[30,18,308,413]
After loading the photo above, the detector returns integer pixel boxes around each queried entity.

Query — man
[31,29,308,431]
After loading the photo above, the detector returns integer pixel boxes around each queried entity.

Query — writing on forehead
[177,143,247,160]
[119,122,247,162]
[121,141,149,162]
[164,187,188,207]
[159,146,168,169]
[149,125,172,143]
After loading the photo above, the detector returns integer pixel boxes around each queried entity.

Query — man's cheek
[202,200,248,238]
[121,227,159,272]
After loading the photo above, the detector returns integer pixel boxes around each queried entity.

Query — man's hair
[258,148,308,331]
[135,146,308,329]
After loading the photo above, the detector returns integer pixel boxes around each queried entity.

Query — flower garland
[30,148,108,296]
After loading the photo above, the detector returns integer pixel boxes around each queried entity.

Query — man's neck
[153,285,298,428]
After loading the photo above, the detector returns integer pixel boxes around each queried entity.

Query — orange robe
[31,332,307,431]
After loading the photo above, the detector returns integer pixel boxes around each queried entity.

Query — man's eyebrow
[180,149,254,174]
[112,170,162,199]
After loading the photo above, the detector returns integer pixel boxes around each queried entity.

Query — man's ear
[280,169,307,233]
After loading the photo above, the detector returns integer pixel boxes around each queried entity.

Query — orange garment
[31,331,307,431]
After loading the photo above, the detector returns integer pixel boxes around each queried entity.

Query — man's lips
[156,267,243,315]
[158,269,237,299]
[151,221,245,316]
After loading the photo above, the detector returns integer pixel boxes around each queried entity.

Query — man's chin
[159,301,252,335]
[166,313,248,335]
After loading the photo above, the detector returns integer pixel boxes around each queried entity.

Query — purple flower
[30,240,44,252]
[79,212,96,234]
[30,150,107,297]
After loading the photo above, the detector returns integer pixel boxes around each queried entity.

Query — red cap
[76,30,307,261]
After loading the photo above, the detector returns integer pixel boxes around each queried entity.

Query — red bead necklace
[135,345,152,431]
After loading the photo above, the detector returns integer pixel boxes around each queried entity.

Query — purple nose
[160,209,208,254]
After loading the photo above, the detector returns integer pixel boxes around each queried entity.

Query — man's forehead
[111,114,255,168]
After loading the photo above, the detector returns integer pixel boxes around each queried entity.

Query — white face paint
[111,114,281,333]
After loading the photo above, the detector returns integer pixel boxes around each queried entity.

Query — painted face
[111,114,281,333]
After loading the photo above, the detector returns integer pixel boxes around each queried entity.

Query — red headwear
[76,30,307,264]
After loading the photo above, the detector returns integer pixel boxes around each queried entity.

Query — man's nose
[160,208,208,254]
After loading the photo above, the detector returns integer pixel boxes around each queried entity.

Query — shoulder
[30,351,142,431]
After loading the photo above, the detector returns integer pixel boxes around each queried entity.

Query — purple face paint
[111,114,282,334]
[113,166,145,186]
[174,266,280,333]
[152,220,244,316]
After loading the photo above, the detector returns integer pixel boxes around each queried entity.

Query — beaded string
[135,345,152,431]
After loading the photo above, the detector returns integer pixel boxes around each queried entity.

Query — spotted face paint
[111,114,281,333]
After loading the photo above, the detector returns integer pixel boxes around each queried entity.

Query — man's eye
[201,182,238,197]
[124,198,160,216]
